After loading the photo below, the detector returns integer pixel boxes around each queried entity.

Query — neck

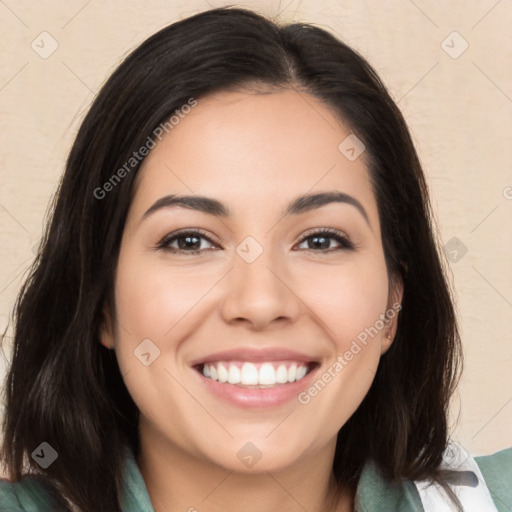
[136,420,353,512]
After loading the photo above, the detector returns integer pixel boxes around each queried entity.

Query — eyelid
[299,226,349,240]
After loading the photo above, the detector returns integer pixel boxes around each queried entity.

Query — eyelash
[156,228,355,255]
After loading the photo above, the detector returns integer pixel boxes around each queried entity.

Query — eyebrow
[141,191,370,225]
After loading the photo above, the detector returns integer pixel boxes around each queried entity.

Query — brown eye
[158,230,219,254]
[296,229,354,252]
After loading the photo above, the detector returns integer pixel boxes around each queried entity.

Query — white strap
[413,441,498,511]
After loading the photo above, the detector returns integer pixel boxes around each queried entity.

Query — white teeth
[202,361,311,387]
[259,363,276,385]
[217,363,228,383]
[288,363,297,382]
[228,364,241,384]
[240,362,259,385]
[296,365,307,380]
[276,364,288,383]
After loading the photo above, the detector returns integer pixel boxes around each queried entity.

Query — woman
[1,7,510,512]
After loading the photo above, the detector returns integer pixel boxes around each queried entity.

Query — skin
[101,89,402,512]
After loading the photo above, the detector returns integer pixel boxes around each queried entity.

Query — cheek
[114,253,221,343]
[110,253,213,430]
[292,255,390,348]
[110,249,224,405]
[284,254,390,425]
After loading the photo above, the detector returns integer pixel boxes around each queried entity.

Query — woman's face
[101,89,401,473]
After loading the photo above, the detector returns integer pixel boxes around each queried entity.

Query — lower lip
[193,366,319,408]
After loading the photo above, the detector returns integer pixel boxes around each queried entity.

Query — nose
[220,245,301,331]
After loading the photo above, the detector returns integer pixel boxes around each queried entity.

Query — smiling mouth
[195,361,319,388]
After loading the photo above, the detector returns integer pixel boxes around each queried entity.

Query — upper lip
[189,347,320,367]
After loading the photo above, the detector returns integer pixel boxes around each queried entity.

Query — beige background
[0,0,511,461]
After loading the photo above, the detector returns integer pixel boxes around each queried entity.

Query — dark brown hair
[1,6,462,511]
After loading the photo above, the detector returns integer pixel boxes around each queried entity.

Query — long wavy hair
[1,7,462,511]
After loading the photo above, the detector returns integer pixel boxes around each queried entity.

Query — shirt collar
[355,460,423,511]
[120,445,156,512]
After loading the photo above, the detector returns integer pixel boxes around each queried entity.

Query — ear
[381,275,404,355]
[99,304,115,350]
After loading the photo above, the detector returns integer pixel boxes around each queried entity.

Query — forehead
[130,89,378,224]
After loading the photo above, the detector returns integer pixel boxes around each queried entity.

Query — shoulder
[412,442,512,512]
[356,443,512,512]
[0,445,152,512]
[0,474,66,511]
[475,446,512,512]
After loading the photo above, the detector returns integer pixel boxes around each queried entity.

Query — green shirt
[1,446,511,511]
